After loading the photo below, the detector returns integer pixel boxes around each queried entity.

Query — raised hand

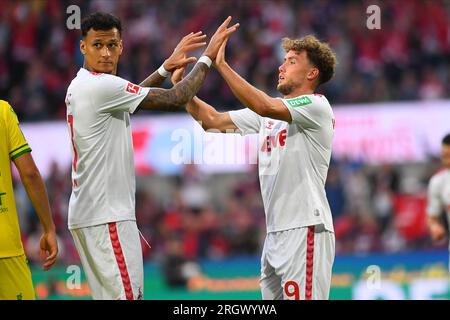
[214,38,228,68]
[203,16,239,61]
[171,67,185,85]
[164,31,207,72]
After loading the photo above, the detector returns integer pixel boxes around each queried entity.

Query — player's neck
[283,86,314,99]
[83,62,117,75]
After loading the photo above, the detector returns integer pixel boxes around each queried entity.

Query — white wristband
[158,64,170,77]
[198,55,212,68]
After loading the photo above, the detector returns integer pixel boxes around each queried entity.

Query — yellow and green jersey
[0,100,32,258]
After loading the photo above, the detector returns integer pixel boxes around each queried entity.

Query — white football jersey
[229,94,335,233]
[427,169,450,225]
[65,68,149,229]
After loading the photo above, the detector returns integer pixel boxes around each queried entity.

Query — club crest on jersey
[126,82,141,94]
[266,120,275,129]
[261,129,287,152]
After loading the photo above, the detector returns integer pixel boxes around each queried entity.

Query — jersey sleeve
[5,103,32,159]
[228,108,262,136]
[91,74,150,114]
[426,175,443,217]
[281,95,331,130]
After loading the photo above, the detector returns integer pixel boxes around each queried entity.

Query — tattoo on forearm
[139,71,166,88]
[139,63,209,111]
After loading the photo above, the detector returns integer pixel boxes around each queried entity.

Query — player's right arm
[5,105,58,270]
[13,153,58,270]
[137,17,239,112]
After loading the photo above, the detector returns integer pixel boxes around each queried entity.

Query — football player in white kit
[65,12,239,300]
[426,133,450,269]
[172,35,337,300]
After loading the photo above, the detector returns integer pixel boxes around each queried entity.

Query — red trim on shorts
[108,222,134,300]
[305,226,315,300]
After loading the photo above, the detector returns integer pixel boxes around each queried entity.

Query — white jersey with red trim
[229,94,335,233]
[65,68,149,229]
[427,169,450,226]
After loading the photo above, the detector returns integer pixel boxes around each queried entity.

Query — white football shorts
[260,224,335,300]
[70,220,144,300]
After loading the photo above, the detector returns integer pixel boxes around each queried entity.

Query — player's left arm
[138,70,166,88]
[214,40,292,122]
[139,31,207,88]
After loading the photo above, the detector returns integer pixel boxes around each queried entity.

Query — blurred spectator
[162,235,202,288]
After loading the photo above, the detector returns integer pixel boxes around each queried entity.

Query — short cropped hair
[282,35,337,86]
[442,133,450,145]
[81,12,122,38]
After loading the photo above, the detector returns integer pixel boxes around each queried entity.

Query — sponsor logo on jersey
[261,129,287,152]
[126,82,141,94]
[0,191,8,213]
[266,120,274,129]
[287,96,312,108]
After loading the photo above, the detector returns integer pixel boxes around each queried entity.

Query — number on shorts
[284,280,300,300]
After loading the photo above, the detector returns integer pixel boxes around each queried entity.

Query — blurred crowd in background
[2,0,450,287]
[1,0,449,122]
[15,156,446,277]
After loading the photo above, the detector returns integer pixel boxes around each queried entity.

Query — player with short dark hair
[65,12,239,300]
[81,11,123,38]
[426,133,450,267]
[173,34,337,300]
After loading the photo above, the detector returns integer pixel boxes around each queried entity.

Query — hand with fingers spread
[40,230,58,271]
[163,31,207,72]
[203,16,239,61]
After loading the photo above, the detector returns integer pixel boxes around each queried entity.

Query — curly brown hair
[282,35,337,87]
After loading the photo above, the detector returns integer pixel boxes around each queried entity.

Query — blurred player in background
[65,12,239,299]
[173,34,336,299]
[0,100,58,300]
[426,133,450,269]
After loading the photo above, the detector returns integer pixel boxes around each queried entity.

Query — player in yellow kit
[0,100,58,300]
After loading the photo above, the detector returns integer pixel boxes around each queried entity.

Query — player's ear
[118,39,123,56]
[307,67,319,82]
[80,39,86,55]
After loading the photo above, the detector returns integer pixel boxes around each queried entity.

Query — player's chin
[96,64,115,74]
[276,83,282,91]
[277,84,291,95]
